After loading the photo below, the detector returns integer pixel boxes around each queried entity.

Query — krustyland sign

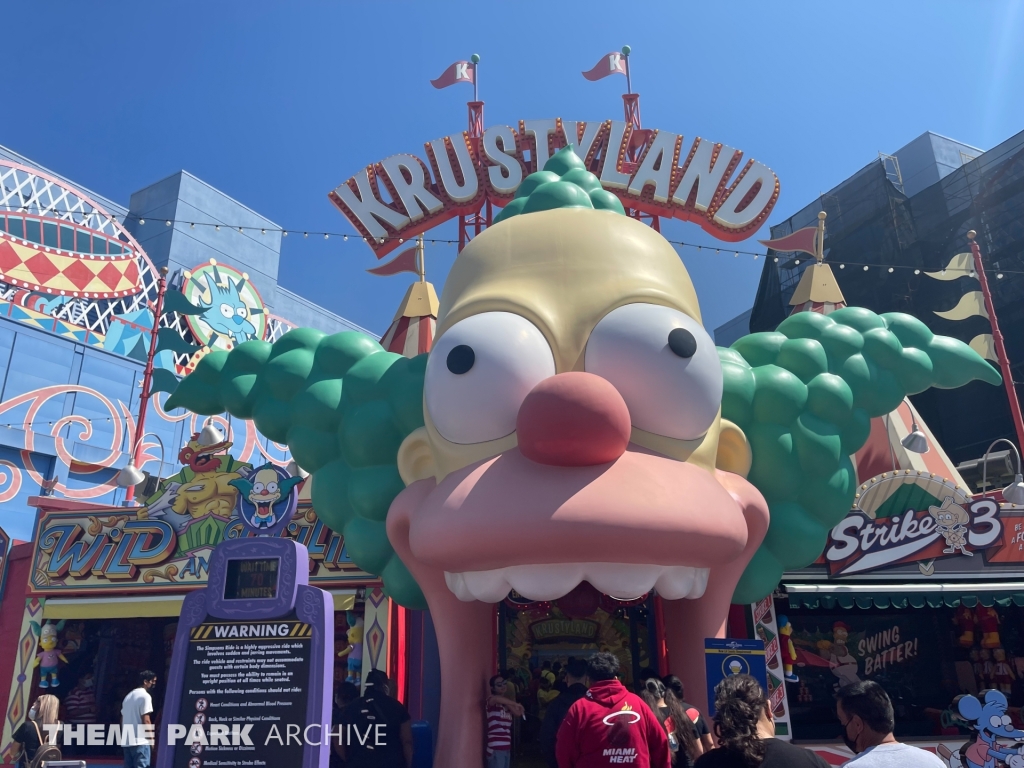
[330,118,780,258]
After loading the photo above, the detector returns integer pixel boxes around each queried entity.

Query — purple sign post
[157,500,332,768]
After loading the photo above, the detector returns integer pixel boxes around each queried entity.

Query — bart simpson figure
[778,615,799,683]
[336,612,364,685]
[33,620,67,688]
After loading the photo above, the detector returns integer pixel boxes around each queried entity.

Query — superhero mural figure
[168,147,1002,767]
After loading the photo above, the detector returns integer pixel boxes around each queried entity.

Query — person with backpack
[338,669,413,768]
[11,694,62,768]
[555,652,670,768]
[640,678,703,767]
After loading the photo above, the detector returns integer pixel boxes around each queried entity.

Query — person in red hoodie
[556,652,670,768]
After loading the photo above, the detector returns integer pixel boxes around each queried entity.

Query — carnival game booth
[774,470,1024,761]
[0,475,397,765]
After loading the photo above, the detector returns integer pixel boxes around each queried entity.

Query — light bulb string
[0,205,1018,277]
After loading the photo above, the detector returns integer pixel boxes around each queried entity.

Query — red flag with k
[582,52,627,81]
[366,245,420,277]
[431,61,474,89]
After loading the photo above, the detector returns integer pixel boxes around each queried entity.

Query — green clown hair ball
[492,145,626,224]
[166,307,1000,608]
[166,328,428,608]
[721,307,1000,603]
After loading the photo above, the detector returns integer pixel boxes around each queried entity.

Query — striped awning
[784,582,1024,610]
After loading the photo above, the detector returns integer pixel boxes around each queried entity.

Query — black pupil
[668,327,697,358]
[446,344,475,374]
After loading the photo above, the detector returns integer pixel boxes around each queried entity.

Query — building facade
[0,145,371,542]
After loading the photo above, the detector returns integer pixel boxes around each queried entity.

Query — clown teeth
[444,563,709,603]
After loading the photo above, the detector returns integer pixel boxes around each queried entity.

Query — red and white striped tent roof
[380,280,438,358]
[787,261,969,491]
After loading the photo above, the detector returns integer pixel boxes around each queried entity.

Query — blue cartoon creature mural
[194,263,258,346]
[32,620,67,688]
[957,690,1024,768]
[229,464,303,530]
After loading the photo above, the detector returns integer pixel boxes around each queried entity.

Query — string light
[4,204,1018,276]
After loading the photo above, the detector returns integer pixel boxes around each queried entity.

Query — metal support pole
[968,230,1024,452]
[125,266,169,502]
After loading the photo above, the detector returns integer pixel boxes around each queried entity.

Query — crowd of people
[487,652,947,768]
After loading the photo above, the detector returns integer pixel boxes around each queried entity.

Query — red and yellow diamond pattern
[0,232,141,298]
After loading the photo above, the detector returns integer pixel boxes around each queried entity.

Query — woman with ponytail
[694,675,828,768]
[641,678,703,767]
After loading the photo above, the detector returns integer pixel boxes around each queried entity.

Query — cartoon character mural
[32,620,67,689]
[956,690,1024,768]
[229,464,303,531]
[336,612,364,686]
[190,262,258,346]
[166,147,1003,766]
[828,622,861,689]
[930,497,973,556]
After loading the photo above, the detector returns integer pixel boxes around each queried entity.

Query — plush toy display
[32,620,67,689]
[777,615,799,683]
[166,146,1002,767]
[979,648,995,688]
[336,612,364,685]
[954,605,977,648]
[977,606,1002,649]
[993,648,1015,695]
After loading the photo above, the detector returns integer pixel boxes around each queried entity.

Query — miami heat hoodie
[555,679,670,768]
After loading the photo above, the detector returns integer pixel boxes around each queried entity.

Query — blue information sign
[704,638,768,716]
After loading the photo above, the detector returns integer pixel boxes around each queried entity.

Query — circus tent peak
[380,279,438,358]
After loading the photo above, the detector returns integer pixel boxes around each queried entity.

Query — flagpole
[471,52,480,103]
[967,229,1024,452]
[622,45,632,94]
[816,211,826,262]
[417,234,425,282]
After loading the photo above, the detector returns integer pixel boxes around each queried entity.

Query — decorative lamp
[286,459,310,479]
[115,461,146,489]
[1003,475,1024,506]
[198,418,225,446]
[900,423,929,454]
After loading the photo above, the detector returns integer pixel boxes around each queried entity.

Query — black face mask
[841,721,859,754]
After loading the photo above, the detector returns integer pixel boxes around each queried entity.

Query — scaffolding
[751,128,1024,464]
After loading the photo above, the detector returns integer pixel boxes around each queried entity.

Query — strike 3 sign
[825,475,1003,577]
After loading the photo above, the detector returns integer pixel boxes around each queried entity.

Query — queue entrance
[497,584,657,767]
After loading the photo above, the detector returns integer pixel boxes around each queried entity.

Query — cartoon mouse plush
[958,689,1024,768]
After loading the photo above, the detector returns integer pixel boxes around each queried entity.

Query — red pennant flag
[431,61,474,89]
[582,52,627,81]
[366,246,420,277]
[759,226,819,257]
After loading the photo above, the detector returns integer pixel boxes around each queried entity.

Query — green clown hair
[722,307,1001,604]
[165,328,428,608]
[492,145,626,224]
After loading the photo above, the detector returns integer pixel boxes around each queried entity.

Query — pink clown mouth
[406,445,751,602]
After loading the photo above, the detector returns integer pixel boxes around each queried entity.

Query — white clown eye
[426,312,555,445]
[266,482,278,493]
[585,303,722,440]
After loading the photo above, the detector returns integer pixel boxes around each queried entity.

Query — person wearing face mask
[11,694,62,767]
[694,675,827,768]
[836,681,944,767]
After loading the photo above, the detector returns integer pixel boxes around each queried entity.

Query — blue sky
[3,1,1023,335]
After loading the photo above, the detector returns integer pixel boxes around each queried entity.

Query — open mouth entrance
[496,582,657,768]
